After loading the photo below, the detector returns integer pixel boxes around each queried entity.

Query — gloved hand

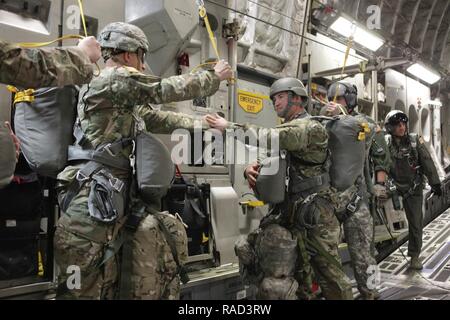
[431,183,442,196]
[373,183,388,200]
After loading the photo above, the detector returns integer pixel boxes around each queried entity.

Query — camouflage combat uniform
[232,111,353,300]
[0,40,93,88]
[54,65,220,299]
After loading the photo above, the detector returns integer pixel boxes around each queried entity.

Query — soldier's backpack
[254,115,368,204]
[11,86,78,178]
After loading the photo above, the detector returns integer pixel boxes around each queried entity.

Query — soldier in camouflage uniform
[207,78,353,300]
[0,37,101,188]
[324,81,391,299]
[53,22,232,299]
[384,110,442,270]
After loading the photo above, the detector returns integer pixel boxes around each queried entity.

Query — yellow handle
[358,122,370,141]
[240,200,265,208]
[7,86,36,104]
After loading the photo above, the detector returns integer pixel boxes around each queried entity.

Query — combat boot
[409,256,423,270]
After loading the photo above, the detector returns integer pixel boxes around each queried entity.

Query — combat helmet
[327,81,358,111]
[270,77,308,107]
[99,22,149,53]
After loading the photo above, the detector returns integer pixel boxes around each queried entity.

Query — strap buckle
[103,143,118,157]
[129,140,136,175]
[315,175,323,186]
[109,177,124,193]
[346,194,361,213]
[387,182,397,192]
[76,170,89,182]
[285,165,290,188]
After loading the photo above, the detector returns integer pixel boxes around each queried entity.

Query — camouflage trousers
[302,197,353,300]
[55,186,187,300]
[54,187,122,300]
[342,200,378,297]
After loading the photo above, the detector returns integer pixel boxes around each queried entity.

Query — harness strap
[68,138,133,171]
[289,173,330,194]
[60,161,103,212]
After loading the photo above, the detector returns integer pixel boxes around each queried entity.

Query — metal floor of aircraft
[371,209,450,300]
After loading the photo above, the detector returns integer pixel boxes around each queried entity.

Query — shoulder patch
[419,136,425,144]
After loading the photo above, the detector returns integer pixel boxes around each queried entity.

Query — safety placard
[237,90,269,114]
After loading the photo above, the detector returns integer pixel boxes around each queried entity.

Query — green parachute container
[13,86,78,177]
[323,115,367,191]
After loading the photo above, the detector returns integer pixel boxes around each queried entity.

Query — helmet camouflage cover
[98,22,149,53]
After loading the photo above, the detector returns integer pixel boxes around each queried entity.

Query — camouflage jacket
[57,66,220,185]
[387,134,440,193]
[0,40,93,88]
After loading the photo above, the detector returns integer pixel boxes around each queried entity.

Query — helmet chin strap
[276,92,293,120]
[344,96,355,113]
[283,92,306,120]
[287,92,307,108]
[287,91,294,109]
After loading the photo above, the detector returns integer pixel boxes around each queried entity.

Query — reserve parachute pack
[254,114,368,204]
[133,114,176,205]
[254,150,288,204]
[10,86,78,178]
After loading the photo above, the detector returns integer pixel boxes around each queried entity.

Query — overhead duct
[125,0,198,76]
